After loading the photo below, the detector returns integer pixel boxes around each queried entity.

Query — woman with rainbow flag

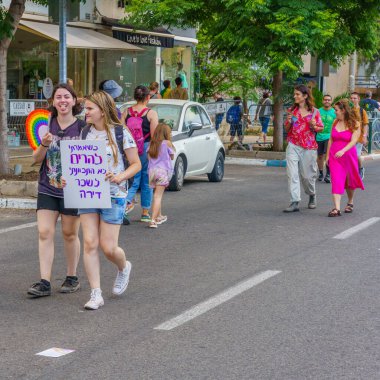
[27,83,86,298]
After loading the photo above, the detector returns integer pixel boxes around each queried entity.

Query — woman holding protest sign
[27,83,86,298]
[78,91,141,310]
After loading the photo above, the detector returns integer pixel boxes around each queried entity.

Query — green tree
[196,32,271,106]
[125,0,380,151]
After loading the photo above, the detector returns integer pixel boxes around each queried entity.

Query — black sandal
[344,203,354,213]
[328,208,341,217]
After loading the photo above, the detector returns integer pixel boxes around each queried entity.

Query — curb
[362,153,380,162]
[0,198,36,209]
[226,157,286,167]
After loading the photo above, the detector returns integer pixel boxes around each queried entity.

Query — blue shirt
[361,98,379,112]
[227,105,242,125]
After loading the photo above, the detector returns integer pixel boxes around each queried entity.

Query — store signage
[43,78,54,99]
[9,101,35,116]
[113,30,174,48]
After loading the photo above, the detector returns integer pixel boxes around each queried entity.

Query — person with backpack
[122,85,159,225]
[283,85,323,213]
[226,96,243,144]
[361,90,380,114]
[350,92,368,179]
[147,123,176,228]
[77,91,141,310]
[27,83,86,298]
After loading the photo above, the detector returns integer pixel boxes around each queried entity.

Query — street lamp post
[59,0,67,83]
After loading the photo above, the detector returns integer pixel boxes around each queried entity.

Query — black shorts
[317,139,329,156]
[229,123,243,136]
[37,193,78,216]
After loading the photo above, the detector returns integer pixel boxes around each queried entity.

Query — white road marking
[333,217,380,240]
[0,222,37,234]
[154,270,281,331]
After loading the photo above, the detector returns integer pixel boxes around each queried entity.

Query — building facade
[5,0,198,101]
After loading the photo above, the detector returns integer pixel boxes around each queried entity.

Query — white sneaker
[112,261,132,295]
[156,215,168,225]
[84,288,104,310]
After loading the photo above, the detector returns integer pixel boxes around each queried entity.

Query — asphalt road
[0,162,379,380]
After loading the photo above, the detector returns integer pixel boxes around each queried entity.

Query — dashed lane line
[333,217,380,240]
[154,270,281,331]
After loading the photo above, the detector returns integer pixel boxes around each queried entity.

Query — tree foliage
[126,0,380,150]
[196,33,271,102]
[126,0,380,78]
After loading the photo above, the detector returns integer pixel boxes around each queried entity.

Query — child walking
[147,123,175,228]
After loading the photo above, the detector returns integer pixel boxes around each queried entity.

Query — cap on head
[102,80,123,99]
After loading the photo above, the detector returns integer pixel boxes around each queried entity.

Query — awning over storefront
[19,20,143,50]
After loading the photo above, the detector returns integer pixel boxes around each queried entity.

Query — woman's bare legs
[346,188,355,205]
[81,213,101,289]
[332,194,341,211]
[99,221,126,271]
[61,214,80,277]
[37,210,59,281]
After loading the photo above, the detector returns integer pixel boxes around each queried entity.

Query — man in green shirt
[317,94,336,183]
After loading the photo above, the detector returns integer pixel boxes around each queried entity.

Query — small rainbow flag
[25,109,50,150]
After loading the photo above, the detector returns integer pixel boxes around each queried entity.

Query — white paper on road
[155,270,281,331]
[36,347,75,358]
[60,140,111,209]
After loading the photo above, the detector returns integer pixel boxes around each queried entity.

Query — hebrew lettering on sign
[61,140,111,209]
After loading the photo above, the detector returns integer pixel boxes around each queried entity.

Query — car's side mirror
[188,122,202,136]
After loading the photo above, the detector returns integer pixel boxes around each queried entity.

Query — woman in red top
[284,85,323,212]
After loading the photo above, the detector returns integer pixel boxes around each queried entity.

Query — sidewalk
[8,146,36,173]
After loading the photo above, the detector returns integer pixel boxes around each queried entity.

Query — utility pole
[59,0,67,83]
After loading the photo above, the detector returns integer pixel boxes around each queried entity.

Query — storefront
[7,19,141,101]
[104,17,197,100]
[7,17,197,102]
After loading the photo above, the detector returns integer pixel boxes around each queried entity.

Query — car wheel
[207,151,224,182]
[168,155,185,191]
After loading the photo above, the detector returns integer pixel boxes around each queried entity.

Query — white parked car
[119,99,225,191]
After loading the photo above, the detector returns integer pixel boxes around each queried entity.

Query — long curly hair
[334,99,360,133]
[85,91,122,165]
[148,123,172,159]
[291,84,314,112]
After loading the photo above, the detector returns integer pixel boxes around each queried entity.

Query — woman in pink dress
[326,100,364,217]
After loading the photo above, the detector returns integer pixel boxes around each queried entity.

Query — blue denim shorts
[78,197,127,225]
[259,116,270,133]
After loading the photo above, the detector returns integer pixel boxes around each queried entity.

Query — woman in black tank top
[122,86,159,223]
